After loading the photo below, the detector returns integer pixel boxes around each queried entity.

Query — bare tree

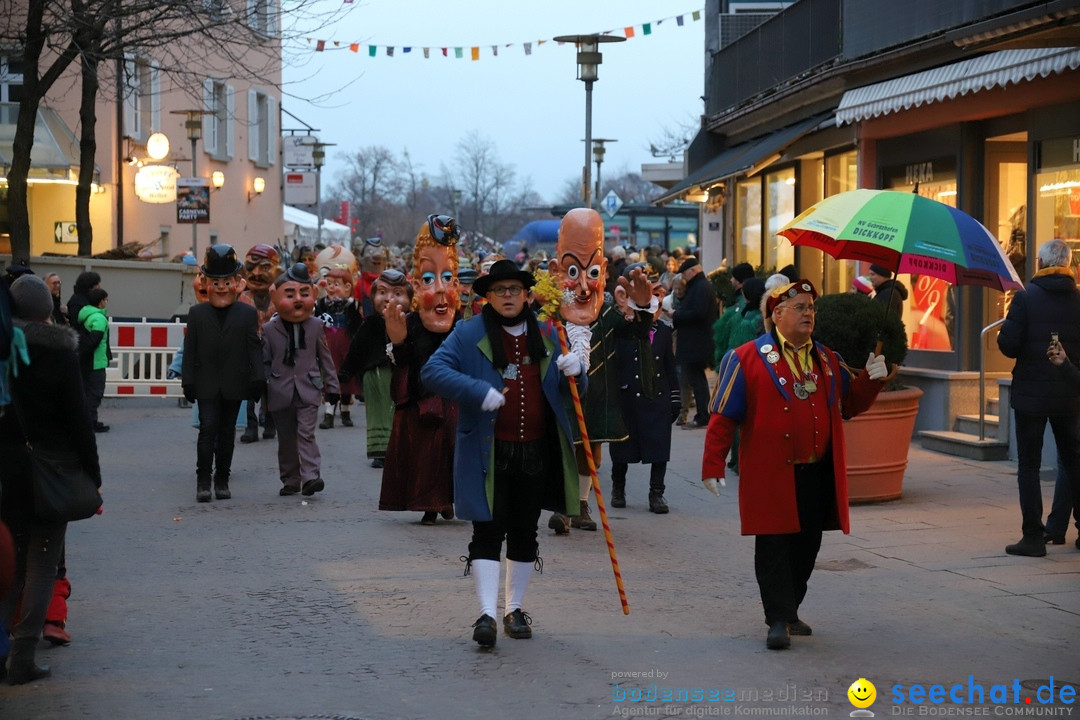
[1,0,349,258]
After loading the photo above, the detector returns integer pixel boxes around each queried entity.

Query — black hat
[678,256,700,274]
[731,262,755,283]
[473,259,535,296]
[275,262,315,286]
[201,244,243,278]
[623,261,659,281]
[869,264,893,279]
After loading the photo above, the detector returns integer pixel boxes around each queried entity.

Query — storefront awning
[654,114,830,205]
[284,204,351,244]
[836,48,1080,125]
[0,103,99,183]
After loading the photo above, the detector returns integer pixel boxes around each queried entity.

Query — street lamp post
[309,140,335,246]
[170,109,212,257]
[553,33,625,210]
[587,138,617,209]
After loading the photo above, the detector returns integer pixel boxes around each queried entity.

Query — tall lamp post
[170,109,212,257]
[309,140,335,246]
[553,33,625,210]
[586,138,617,208]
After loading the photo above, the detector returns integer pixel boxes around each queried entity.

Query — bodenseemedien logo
[849,678,877,717]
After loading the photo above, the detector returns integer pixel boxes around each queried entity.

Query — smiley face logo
[847,678,877,709]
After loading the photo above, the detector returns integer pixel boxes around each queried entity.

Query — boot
[548,513,570,535]
[611,462,628,508]
[6,637,51,685]
[196,476,212,503]
[571,500,597,531]
[319,412,334,429]
[648,493,670,514]
[214,476,231,500]
[240,425,259,443]
[340,409,354,427]
[1005,535,1046,557]
[648,463,669,514]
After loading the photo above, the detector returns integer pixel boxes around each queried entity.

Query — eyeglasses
[427,214,459,246]
[780,302,816,314]
[488,285,524,297]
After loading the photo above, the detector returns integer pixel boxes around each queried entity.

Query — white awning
[836,48,1080,125]
[283,205,351,244]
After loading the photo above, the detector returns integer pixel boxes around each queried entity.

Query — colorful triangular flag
[624,26,635,38]
[349,43,359,52]
[316,39,325,51]
[643,23,651,35]
[676,15,684,26]
[368,45,376,57]
[524,42,532,55]
[471,46,479,61]
[387,46,394,57]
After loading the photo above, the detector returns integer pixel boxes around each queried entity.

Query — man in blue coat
[422,259,585,648]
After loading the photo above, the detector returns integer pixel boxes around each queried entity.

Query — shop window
[823,151,858,295]
[1035,167,1080,257]
[885,160,957,352]
[735,177,761,266]
[765,167,795,271]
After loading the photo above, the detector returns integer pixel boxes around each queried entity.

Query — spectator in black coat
[65,271,101,327]
[868,264,908,325]
[997,238,1080,557]
[672,256,718,427]
[0,275,101,685]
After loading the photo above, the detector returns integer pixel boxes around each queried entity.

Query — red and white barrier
[105,320,186,398]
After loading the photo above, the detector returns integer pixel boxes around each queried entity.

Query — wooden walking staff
[552,317,630,616]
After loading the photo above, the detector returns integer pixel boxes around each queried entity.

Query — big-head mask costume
[201,244,245,308]
[411,214,461,333]
[243,243,282,295]
[272,263,318,323]
[550,207,608,325]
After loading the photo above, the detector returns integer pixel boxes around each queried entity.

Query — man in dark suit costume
[182,244,264,503]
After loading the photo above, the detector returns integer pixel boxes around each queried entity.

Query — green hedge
[812,292,908,372]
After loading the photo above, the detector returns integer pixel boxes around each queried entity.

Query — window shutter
[248,89,259,162]
[225,84,235,160]
[268,95,277,167]
[268,0,279,37]
[203,79,217,156]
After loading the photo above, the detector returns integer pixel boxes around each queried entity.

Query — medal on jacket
[766,351,780,364]
[503,363,519,380]
[803,378,817,393]
[793,383,809,400]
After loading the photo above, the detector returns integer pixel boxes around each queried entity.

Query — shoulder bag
[13,398,101,523]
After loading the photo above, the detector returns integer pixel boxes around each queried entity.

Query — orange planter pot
[843,387,924,504]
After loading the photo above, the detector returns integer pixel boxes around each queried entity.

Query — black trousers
[197,394,243,481]
[754,461,832,625]
[611,461,667,495]
[469,439,548,563]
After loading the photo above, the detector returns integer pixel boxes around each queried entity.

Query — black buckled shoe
[503,609,533,639]
[279,485,300,496]
[788,619,812,636]
[766,621,790,650]
[472,614,497,648]
[548,513,570,535]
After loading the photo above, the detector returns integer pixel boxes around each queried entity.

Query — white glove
[556,351,582,377]
[661,295,674,314]
[481,387,506,412]
[865,352,888,381]
[703,478,726,496]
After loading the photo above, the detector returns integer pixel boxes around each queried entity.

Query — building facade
[0,0,284,262]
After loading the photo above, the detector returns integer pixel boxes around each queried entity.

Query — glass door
[984,136,1027,373]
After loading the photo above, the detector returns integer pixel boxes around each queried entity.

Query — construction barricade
[105,320,185,399]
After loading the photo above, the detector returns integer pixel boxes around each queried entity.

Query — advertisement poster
[177,177,210,224]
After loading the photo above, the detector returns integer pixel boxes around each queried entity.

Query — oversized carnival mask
[411,215,461,333]
[361,238,389,273]
[243,243,282,294]
[315,244,357,293]
[373,269,411,317]
[549,207,607,326]
[202,243,245,309]
[272,263,318,323]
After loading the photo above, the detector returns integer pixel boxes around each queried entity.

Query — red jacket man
[701,279,887,651]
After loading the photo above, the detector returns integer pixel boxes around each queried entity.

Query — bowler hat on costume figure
[472,259,535,296]
[202,244,243,278]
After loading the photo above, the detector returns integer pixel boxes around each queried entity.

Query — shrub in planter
[812,292,907,384]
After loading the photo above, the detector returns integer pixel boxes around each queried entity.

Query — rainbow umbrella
[778,189,1024,291]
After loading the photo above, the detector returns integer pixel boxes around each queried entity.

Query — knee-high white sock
[505,559,533,614]
[472,559,501,619]
[579,473,593,503]
[324,401,335,415]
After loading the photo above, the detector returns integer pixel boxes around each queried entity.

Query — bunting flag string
[300,8,702,60]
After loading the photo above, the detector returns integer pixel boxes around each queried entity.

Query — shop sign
[176,177,210,224]
[284,172,317,205]
[882,157,956,188]
[1038,137,1080,170]
[134,165,179,203]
